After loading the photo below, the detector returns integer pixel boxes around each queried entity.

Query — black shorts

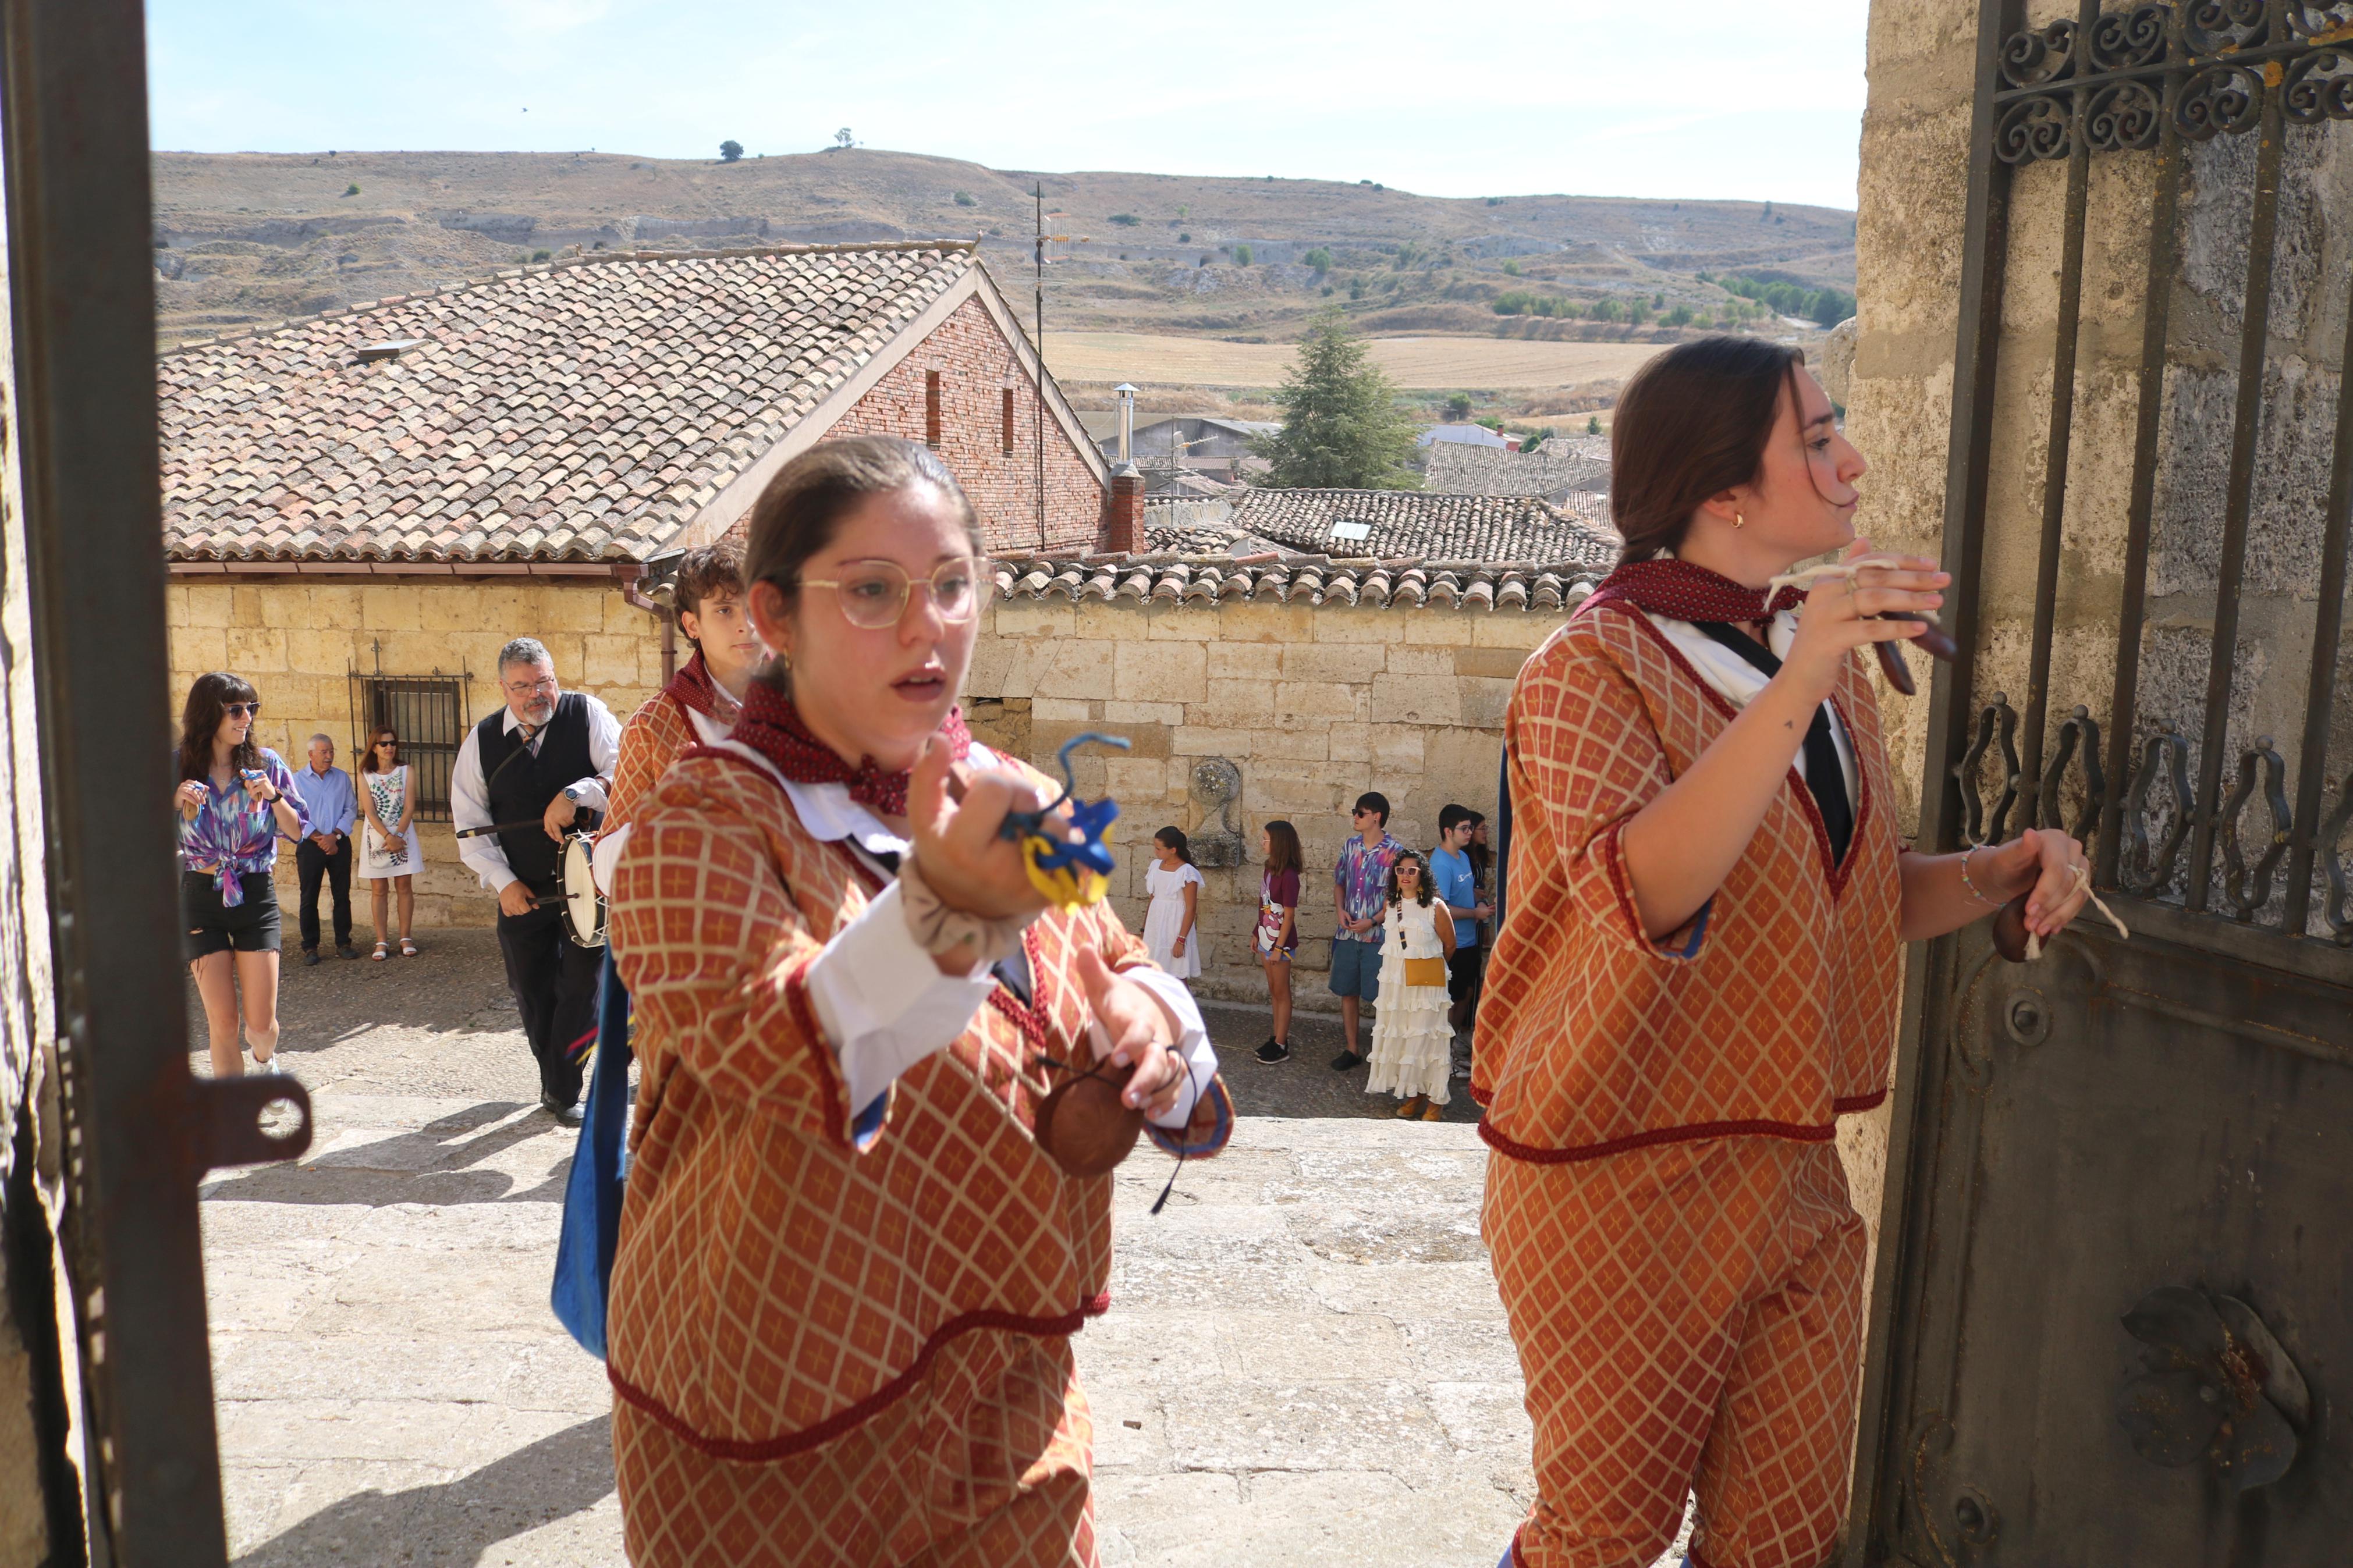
[182,870,282,962]
[1446,944,1482,1004]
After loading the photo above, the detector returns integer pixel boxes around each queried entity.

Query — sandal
[1419,1100,1445,1122]
[371,941,389,962]
[1395,1094,1428,1119]
[399,938,418,958]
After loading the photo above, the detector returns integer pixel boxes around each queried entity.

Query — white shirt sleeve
[1114,964,1219,1130]
[449,723,517,893]
[565,695,623,814]
[803,881,998,1116]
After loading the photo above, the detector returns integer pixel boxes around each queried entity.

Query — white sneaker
[252,1053,283,1076]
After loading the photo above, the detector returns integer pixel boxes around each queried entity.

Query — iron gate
[1851,2,2353,1563]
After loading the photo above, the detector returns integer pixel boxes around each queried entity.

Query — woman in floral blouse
[175,672,306,1077]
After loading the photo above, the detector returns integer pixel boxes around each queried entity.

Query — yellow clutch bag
[1403,956,1447,989]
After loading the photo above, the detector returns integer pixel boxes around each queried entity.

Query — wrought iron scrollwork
[2185,0,2276,54]
[1998,93,2076,163]
[2216,737,2294,919]
[2283,45,2353,123]
[2283,2,2353,41]
[2001,19,2078,88]
[2091,3,2172,71]
[1954,693,2023,847]
[2121,731,2195,895]
[2177,61,2267,140]
[2317,771,2353,944]
[2088,79,2166,151]
[2117,1286,2311,1491]
[2036,705,2106,845]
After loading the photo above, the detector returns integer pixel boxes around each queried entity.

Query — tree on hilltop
[1252,308,1419,490]
[719,140,744,162]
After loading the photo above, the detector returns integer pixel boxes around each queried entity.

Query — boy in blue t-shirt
[1430,805,1492,1050]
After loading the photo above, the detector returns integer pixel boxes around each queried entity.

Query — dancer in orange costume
[1474,339,2097,1568]
[605,436,1231,1567]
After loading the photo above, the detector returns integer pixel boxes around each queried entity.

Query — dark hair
[1609,335,1809,569]
[1438,803,1476,837]
[1261,818,1303,876]
[1352,791,1390,828]
[1386,849,1434,908]
[178,673,262,783]
[742,435,984,691]
[1153,826,1194,866]
[361,727,402,776]
[673,537,747,642]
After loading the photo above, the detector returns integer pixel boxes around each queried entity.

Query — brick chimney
[1103,464,1145,553]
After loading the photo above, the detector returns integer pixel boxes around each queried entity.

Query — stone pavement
[194,929,1691,1566]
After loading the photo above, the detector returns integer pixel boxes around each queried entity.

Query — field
[1045,331,1669,393]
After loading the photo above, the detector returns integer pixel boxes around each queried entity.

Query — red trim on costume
[608,1291,1113,1462]
[1478,1113,1839,1165]
[1832,1088,1889,1116]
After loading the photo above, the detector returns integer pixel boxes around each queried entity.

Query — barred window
[347,671,470,823]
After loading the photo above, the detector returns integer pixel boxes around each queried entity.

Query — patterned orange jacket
[605,749,1233,1461]
[1472,599,1902,1164]
[603,658,740,842]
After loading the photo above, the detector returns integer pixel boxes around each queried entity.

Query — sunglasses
[222,702,260,719]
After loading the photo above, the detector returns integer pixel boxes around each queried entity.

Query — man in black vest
[450,637,622,1121]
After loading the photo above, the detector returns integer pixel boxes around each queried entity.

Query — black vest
[475,692,597,896]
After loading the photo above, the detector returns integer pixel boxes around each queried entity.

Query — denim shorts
[1328,935,1382,1001]
[182,870,282,962]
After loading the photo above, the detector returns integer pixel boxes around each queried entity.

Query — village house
[161,241,1108,923]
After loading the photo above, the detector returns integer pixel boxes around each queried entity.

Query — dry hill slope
[150,147,1856,356]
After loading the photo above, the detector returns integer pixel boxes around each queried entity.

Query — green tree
[1252,309,1420,490]
[1502,259,1521,276]
[343,182,360,197]
[1587,414,1603,435]
[1110,212,1141,226]
[1303,247,1333,272]
[719,140,744,162]
[953,190,977,207]
[1234,243,1254,265]
[1665,304,1695,328]
[1445,392,1473,419]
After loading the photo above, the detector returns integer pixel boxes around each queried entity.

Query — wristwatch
[563,784,586,803]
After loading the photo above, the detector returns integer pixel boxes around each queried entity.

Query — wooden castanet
[1991,893,2035,963]
[1034,1058,1145,1177]
[1871,614,1961,698]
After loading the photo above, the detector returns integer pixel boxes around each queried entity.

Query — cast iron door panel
[1852,3,2353,1564]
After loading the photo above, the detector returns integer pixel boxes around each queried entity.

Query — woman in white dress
[1365,849,1456,1120]
[358,728,423,958]
[1142,827,1205,981]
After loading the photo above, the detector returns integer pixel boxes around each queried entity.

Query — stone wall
[825,293,1106,555]
[165,576,666,929]
[961,594,1562,1005]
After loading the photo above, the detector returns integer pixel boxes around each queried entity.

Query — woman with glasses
[357,728,422,958]
[175,673,306,1078]
[604,435,1232,1567]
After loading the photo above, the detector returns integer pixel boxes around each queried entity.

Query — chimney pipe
[1114,382,1137,464]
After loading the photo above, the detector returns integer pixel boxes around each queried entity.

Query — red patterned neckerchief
[664,648,741,725]
[726,681,971,817]
[1584,557,1807,624]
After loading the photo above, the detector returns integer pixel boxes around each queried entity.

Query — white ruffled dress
[1365,898,1453,1105]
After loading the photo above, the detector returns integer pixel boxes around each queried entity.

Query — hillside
[150,147,1857,358]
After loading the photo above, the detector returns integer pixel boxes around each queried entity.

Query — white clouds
[145,0,1864,207]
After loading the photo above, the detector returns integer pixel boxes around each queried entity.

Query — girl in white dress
[358,728,423,959]
[1365,849,1456,1120]
[1142,827,1204,981]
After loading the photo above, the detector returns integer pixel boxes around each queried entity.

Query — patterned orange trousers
[1485,1135,1865,1568]
[613,1329,1096,1567]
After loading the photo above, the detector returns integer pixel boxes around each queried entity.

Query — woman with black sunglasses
[174,672,306,1077]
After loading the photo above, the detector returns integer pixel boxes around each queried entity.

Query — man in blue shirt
[289,733,359,964]
[1430,804,1492,1050]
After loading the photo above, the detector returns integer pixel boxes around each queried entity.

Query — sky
[146,0,1868,211]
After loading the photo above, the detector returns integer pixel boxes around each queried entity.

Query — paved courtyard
[192,929,1691,1566]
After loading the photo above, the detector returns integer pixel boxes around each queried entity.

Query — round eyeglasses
[796,557,986,631]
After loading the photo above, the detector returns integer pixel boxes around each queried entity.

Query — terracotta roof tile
[161,243,978,564]
[990,552,1602,613]
[1138,487,1615,568]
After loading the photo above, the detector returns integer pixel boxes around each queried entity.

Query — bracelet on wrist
[1957,844,2005,907]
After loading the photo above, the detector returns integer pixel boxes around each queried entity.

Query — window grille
[346,670,471,823]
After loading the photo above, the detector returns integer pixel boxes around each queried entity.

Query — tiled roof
[1421,440,1611,498]
[1214,488,1616,567]
[161,243,982,564]
[991,552,1602,613]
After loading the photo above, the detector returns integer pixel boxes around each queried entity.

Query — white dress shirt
[449,694,622,893]
[1642,607,1859,806]
[676,737,1218,1130]
[588,705,732,897]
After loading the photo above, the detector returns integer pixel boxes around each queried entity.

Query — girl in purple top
[175,672,306,1078]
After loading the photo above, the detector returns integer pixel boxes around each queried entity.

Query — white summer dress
[359,765,424,880]
[1142,861,1205,979]
[1365,897,1453,1105]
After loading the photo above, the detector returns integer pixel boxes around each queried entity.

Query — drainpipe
[615,564,675,684]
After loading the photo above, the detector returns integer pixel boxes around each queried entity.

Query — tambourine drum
[559,834,607,949]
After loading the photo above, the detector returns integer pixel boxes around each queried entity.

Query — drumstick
[456,819,561,838]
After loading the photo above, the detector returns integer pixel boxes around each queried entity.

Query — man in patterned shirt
[593,537,761,888]
[1327,791,1403,1071]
